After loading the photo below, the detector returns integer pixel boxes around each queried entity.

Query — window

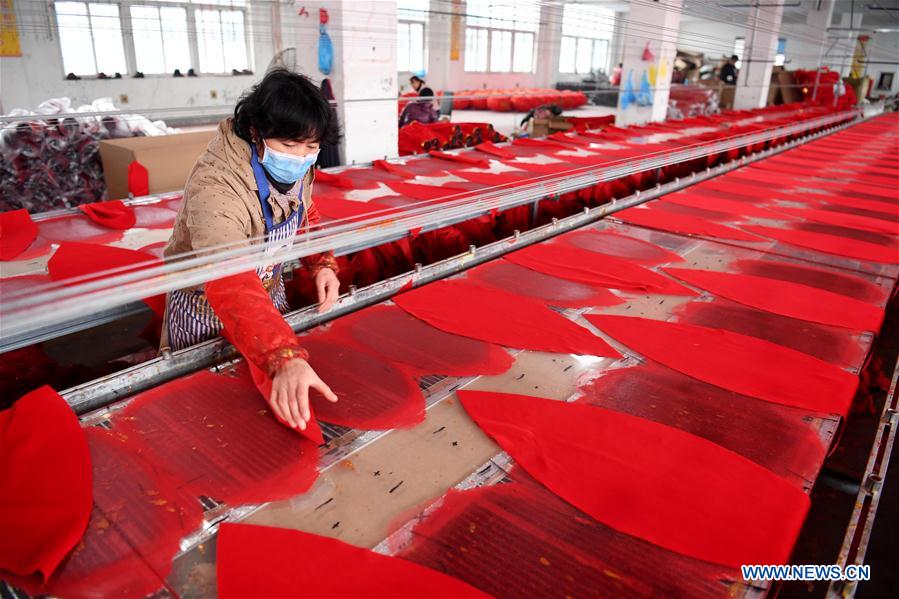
[54,0,251,77]
[398,0,427,73]
[131,5,190,74]
[775,37,786,67]
[465,0,538,73]
[55,2,127,76]
[559,3,615,75]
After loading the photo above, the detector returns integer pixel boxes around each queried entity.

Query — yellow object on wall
[450,0,461,61]
[1,0,22,57]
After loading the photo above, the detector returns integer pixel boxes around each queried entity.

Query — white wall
[864,31,899,96]
[0,1,279,114]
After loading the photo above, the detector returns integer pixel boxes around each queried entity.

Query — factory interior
[1,0,898,597]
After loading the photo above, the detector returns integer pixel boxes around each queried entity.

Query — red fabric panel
[29,428,204,598]
[674,300,866,367]
[457,390,810,567]
[316,197,399,221]
[114,364,320,506]
[428,150,490,168]
[384,181,472,201]
[395,279,620,357]
[312,170,357,189]
[301,336,426,430]
[127,160,149,197]
[451,169,532,187]
[474,142,515,159]
[774,206,898,235]
[835,184,897,202]
[217,523,487,598]
[616,206,764,241]
[649,201,737,222]
[467,259,624,309]
[664,267,884,331]
[558,229,685,265]
[47,242,158,284]
[397,471,740,598]
[734,259,887,304]
[500,159,580,176]
[78,200,137,230]
[0,209,38,261]
[330,304,514,377]
[578,361,827,485]
[504,242,696,296]
[664,192,792,221]
[794,191,899,215]
[584,314,858,416]
[0,387,91,582]
[742,225,899,264]
[372,159,415,179]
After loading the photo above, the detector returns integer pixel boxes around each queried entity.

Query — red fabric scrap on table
[428,150,490,168]
[127,160,149,197]
[384,181,472,201]
[394,279,621,357]
[0,387,91,583]
[773,206,898,236]
[397,471,740,598]
[504,242,696,296]
[451,168,530,187]
[78,200,137,230]
[315,196,399,221]
[578,361,827,485]
[217,523,488,599]
[674,301,866,368]
[734,259,887,304]
[742,225,899,264]
[18,428,205,599]
[311,169,356,189]
[664,268,884,331]
[457,390,810,568]
[794,191,899,216]
[0,209,38,261]
[584,314,858,417]
[664,192,791,221]
[500,159,579,176]
[47,242,159,284]
[300,336,426,430]
[558,229,685,265]
[467,259,624,309]
[113,364,320,506]
[329,304,514,377]
[474,141,516,159]
[615,206,764,242]
[372,159,415,179]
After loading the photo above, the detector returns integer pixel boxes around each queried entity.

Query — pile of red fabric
[452,88,588,112]
[398,121,506,156]
[792,69,857,110]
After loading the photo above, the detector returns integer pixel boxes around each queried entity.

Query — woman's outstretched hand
[269,358,338,430]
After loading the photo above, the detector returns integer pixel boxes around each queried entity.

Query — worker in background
[162,69,340,432]
[720,55,739,85]
[399,75,440,127]
[409,74,434,97]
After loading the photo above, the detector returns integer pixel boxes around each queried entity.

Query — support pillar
[615,0,683,126]
[733,2,785,110]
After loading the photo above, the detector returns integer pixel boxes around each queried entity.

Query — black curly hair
[232,69,341,145]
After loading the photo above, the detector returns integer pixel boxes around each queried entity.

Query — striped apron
[165,144,304,351]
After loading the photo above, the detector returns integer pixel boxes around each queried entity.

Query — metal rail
[60,112,865,415]
[0,108,860,352]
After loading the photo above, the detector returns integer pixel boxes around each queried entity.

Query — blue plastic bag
[319,24,333,75]
[637,69,653,106]
[620,70,637,109]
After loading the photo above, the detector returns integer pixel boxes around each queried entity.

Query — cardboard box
[530,117,573,138]
[697,79,735,110]
[99,130,215,199]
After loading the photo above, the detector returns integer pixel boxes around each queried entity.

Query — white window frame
[559,3,614,75]
[398,0,428,75]
[463,1,538,74]
[52,0,254,79]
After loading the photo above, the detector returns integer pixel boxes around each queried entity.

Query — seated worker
[162,69,340,432]
[719,55,739,85]
[399,81,440,127]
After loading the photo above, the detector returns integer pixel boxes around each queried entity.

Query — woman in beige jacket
[163,69,341,433]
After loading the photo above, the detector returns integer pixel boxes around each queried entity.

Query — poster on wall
[450,0,461,61]
[1,0,22,57]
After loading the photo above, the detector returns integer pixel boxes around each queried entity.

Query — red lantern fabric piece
[126,160,149,197]
[663,192,791,221]
[474,142,516,159]
[0,209,38,261]
[558,229,685,265]
[742,225,899,264]
[78,200,137,230]
[216,523,488,598]
[504,242,696,295]
[584,314,858,417]
[428,150,490,168]
[733,259,887,304]
[773,206,898,235]
[664,268,884,331]
[615,207,764,241]
[0,387,92,583]
[395,279,621,357]
[457,390,810,568]
[47,242,159,285]
[372,159,415,179]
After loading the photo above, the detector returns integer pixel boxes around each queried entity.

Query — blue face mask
[260,141,319,184]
